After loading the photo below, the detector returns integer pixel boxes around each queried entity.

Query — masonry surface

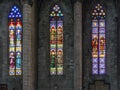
[0,0,120,90]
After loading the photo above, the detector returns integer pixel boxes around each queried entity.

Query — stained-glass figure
[8,5,22,76]
[50,4,63,75]
[92,4,106,75]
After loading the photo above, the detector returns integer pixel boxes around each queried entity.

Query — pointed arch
[92,3,106,75]
[50,4,63,75]
[8,5,22,76]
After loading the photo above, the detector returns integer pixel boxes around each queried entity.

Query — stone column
[23,0,35,90]
[74,1,82,90]
[117,0,120,89]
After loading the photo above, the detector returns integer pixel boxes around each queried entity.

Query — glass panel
[92,58,98,74]
[99,58,105,74]
[99,28,105,33]
[92,34,98,58]
[92,28,98,34]
[8,5,22,76]
[50,49,56,75]
[50,21,57,75]
[50,4,63,75]
[92,4,106,75]
[99,26,105,74]
[57,20,63,75]
[9,19,15,75]
[99,20,105,27]
[92,20,98,27]
[99,34,105,52]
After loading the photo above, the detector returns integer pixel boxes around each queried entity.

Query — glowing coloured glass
[50,4,63,75]
[92,4,106,75]
[9,5,22,76]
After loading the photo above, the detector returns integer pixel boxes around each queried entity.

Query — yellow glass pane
[9,69,15,76]
[16,47,21,51]
[9,47,15,52]
[16,69,22,75]
[50,68,56,75]
[92,52,98,58]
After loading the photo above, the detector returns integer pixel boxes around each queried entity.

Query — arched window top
[50,4,63,20]
[8,5,22,18]
[92,4,105,20]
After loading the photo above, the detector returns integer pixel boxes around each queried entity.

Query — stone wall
[37,0,74,90]
[0,0,119,90]
[83,0,118,90]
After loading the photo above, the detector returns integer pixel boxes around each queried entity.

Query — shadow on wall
[0,84,7,90]
[89,80,110,90]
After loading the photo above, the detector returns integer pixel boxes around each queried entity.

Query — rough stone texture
[74,1,82,90]
[89,81,109,90]
[0,0,119,90]
[23,0,36,90]
[117,0,120,90]
[23,2,32,90]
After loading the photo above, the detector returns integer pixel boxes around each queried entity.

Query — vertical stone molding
[74,1,82,90]
[118,1,120,89]
[23,1,35,90]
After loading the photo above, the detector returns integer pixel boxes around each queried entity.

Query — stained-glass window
[92,4,106,75]
[50,4,63,75]
[8,5,22,76]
